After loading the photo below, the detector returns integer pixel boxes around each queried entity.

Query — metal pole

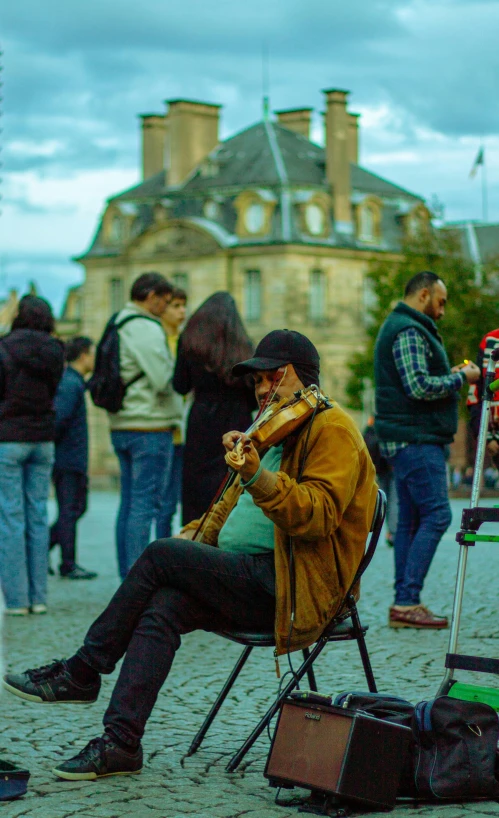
[482,150,488,223]
[439,357,495,693]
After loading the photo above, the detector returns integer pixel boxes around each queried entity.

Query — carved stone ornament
[130,223,220,259]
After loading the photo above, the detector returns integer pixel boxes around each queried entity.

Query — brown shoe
[389,605,448,629]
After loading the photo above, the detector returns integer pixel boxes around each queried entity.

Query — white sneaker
[30,604,47,615]
[5,608,29,616]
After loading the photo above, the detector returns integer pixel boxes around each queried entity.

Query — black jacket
[0,329,65,442]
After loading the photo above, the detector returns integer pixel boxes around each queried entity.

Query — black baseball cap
[232,329,320,380]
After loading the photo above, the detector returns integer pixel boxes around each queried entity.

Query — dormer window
[356,196,382,244]
[305,204,325,236]
[405,204,431,238]
[109,215,125,243]
[244,203,265,234]
[234,190,276,238]
[295,191,331,239]
[359,205,375,241]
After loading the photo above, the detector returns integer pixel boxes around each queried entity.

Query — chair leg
[186,645,253,757]
[350,605,377,693]
[225,640,327,773]
[303,647,318,691]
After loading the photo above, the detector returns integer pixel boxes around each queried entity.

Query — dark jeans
[77,538,276,747]
[50,469,88,573]
[156,444,183,539]
[390,444,452,606]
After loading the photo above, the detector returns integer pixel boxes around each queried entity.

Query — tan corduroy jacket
[182,401,377,656]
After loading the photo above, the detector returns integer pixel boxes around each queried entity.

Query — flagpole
[481,145,488,222]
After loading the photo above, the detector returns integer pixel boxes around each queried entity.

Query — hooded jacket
[182,401,377,656]
[0,329,65,442]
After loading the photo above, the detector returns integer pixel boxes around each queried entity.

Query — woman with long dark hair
[0,295,64,614]
[173,292,256,524]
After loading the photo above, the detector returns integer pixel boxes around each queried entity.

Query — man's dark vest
[374,302,458,445]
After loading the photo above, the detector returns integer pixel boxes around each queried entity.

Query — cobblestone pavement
[1,494,499,818]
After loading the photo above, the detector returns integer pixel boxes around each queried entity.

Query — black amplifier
[264,698,412,809]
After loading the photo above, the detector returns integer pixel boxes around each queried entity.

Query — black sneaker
[2,660,101,703]
[53,735,142,780]
[60,565,98,580]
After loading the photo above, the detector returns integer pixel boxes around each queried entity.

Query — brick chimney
[348,113,360,164]
[275,108,312,139]
[323,89,352,234]
[140,114,167,179]
[166,99,221,187]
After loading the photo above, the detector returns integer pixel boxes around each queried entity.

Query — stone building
[76,87,431,476]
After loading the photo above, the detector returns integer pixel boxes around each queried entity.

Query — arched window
[309,270,326,321]
[244,270,262,321]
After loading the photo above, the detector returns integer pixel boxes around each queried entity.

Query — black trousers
[77,539,276,747]
[50,469,88,572]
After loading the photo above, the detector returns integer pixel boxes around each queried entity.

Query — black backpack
[88,313,157,413]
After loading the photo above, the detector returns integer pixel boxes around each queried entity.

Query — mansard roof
[79,119,425,260]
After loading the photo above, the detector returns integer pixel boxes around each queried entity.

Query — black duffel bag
[412,696,499,800]
[335,692,499,801]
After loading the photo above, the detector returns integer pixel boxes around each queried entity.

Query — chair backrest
[347,488,387,594]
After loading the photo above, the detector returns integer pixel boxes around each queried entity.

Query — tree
[346,229,499,413]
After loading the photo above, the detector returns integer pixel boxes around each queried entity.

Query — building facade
[75,88,430,476]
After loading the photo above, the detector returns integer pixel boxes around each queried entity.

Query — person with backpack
[0,295,64,615]
[90,272,175,579]
[50,336,97,580]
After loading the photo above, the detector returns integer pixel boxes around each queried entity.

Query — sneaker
[4,608,29,617]
[30,604,47,615]
[389,605,448,629]
[60,565,98,580]
[2,659,101,703]
[52,735,142,780]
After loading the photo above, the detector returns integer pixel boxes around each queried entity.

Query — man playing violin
[3,329,377,781]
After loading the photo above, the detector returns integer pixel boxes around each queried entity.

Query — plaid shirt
[379,327,466,458]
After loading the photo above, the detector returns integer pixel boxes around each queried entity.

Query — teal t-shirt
[217,443,284,555]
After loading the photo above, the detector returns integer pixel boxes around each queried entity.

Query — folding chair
[187,488,386,772]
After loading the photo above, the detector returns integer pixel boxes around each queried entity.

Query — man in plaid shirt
[374,271,479,629]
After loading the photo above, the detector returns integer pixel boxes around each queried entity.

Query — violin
[225,385,332,469]
[191,384,331,542]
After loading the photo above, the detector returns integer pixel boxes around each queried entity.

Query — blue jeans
[111,431,174,579]
[391,444,452,606]
[0,442,54,609]
[156,444,183,539]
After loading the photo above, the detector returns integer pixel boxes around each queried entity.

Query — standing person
[157,287,188,538]
[173,292,256,524]
[50,337,97,580]
[374,271,480,629]
[106,273,176,579]
[0,295,64,615]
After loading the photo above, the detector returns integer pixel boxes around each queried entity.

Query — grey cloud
[3,0,402,55]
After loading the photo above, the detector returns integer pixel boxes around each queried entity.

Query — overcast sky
[1,0,498,312]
